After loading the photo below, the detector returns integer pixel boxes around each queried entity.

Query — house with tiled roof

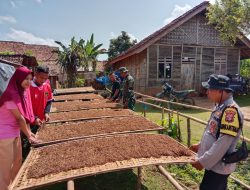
[0,54,38,69]
[0,41,63,89]
[107,1,250,94]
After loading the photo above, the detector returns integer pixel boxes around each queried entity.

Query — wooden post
[161,106,165,127]
[142,98,146,117]
[67,180,75,190]
[168,112,171,129]
[136,167,143,190]
[187,118,191,147]
[157,165,184,190]
[177,112,182,142]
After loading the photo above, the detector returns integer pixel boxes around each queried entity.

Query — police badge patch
[209,120,217,134]
[220,107,240,137]
[225,110,236,123]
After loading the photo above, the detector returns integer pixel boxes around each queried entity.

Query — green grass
[37,169,176,190]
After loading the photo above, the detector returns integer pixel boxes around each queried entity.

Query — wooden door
[181,63,195,90]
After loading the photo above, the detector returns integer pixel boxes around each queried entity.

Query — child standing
[30,65,53,130]
[21,66,53,158]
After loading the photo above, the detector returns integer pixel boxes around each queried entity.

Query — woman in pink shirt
[0,67,39,190]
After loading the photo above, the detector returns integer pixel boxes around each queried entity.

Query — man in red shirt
[30,66,53,129]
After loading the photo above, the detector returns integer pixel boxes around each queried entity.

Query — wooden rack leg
[177,112,182,142]
[157,165,184,190]
[136,167,143,190]
[162,106,165,127]
[67,180,75,190]
[187,118,191,147]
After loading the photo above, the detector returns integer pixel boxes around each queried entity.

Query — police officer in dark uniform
[119,67,136,110]
[190,74,244,190]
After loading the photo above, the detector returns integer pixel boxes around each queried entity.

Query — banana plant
[55,37,84,87]
[81,34,106,71]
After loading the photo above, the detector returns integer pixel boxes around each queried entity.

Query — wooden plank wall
[227,49,240,74]
[112,50,147,92]
[201,48,215,82]
[195,48,202,92]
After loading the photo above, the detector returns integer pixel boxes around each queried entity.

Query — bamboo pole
[162,106,165,127]
[136,167,143,190]
[142,98,146,117]
[177,112,182,142]
[230,175,250,189]
[187,118,191,147]
[135,92,212,112]
[168,112,171,129]
[137,100,207,125]
[137,100,250,144]
[67,180,74,190]
[157,165,184,190]
[135,91,250,122]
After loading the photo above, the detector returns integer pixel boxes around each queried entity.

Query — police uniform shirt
[197,96,244,175]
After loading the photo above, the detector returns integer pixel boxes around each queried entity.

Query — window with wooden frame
[158,46,172,79]
[215,48,227,75]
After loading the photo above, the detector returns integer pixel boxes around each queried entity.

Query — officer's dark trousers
[200,170,230,190]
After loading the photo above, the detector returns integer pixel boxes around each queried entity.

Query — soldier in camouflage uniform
[119,67,136,110]
[190,74,244,190]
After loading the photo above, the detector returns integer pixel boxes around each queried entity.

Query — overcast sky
[0,0,215,60]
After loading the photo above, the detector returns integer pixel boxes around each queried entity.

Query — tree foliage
[108,31,137,60]
[55,34,104,87]
[240,59,250,77]
[207,0,250,44]
[55,37,82,87]
[82,34,105,72]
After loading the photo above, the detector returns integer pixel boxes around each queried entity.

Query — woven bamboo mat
[54,87,95,95]
[33,115,163,147]
[48,109,136,124]
[48,115,131,124]
[53,93,103,102]
[11,149,194,190]
[51,102,122,113]
[33,126,163,148]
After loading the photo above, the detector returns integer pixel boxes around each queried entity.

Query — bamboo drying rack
[48,109,136,124]
[51,103,122,113]
[33,115,163,147]
[54,87,95,95]
[53,93,103,102]
[11,148,195,190]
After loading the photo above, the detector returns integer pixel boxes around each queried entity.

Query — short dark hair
[36,65,49,74]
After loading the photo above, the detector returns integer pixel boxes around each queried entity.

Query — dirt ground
[38,116,162,142]
[52,100,121,112]
[27,134,193,179]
